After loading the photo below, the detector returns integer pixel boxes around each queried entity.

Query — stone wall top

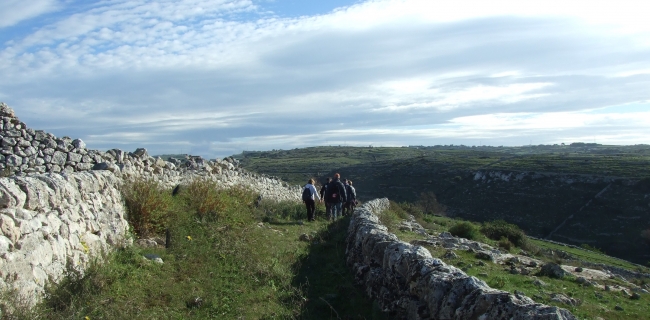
[346,198,577,320]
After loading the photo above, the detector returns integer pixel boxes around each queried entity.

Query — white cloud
[0,0,60,28]
[1,0,650,157]
[373,82,552,112]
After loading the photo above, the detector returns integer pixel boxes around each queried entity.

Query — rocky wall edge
[0,164,300,307]
[345,198,577,320]
[0,170,129,305]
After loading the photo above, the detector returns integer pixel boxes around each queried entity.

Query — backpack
[302,186,312,201]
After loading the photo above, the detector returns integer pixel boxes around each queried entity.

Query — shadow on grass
[290,216,389,320]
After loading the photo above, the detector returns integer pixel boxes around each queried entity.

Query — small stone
[614,305,624,311]
[186,297,203,309]
[538,262,567,279]
[574,267,583,272]
[299,233,312,242]
[630,293,641,300]
[533,279,547,287]
[443,250,459,259]
[474,251,493,261]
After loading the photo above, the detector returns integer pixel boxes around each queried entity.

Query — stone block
[51,151,66,166]
[67,152,82,163]
[0,179,27,209]
[0,234,13,255]
[2,137,17,147]
[0,214,20,243]
[72,139,86,149]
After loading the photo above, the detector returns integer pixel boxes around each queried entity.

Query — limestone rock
[539,262,568,279]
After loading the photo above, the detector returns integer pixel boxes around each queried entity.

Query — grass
[3,178,382,319]
[234,145,650,265]
[381,203,650,320]
[4,173,649,319]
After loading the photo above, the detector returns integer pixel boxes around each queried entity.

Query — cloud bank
[1,0,649,158]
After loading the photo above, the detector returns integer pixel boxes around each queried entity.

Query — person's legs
[326,202,333,220]
[344,202,352,216]
[306,199,315,221]
[332,202,342,220]
[304,201,310,220]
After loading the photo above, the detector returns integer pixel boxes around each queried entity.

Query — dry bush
[182,177,226,220]
[120,178,173,237]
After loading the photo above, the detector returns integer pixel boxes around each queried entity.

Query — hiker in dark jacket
[343,179,357,216]
[320,177,331,217]
[325,173,347,220]
[302,178,320,222]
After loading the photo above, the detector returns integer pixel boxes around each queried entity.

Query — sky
[1,0,649,158]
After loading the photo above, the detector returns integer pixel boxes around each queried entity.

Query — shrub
[389,201,413,220]
[481,220,528,248]
[121,178,173,237]
[181,177,225,220]
[417,191,446,216]
[449,221,480,240]
[498,237,513,252]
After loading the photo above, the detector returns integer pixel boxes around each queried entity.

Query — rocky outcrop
[346,198,577,319]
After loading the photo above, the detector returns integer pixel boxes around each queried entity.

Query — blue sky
[1,0,649,158]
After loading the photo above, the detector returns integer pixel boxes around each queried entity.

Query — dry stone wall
[346,198,577,320]
[0,171,127,304]
[0,102,300,306]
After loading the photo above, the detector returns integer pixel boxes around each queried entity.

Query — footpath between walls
[0,102,301,307]
[346,198,577,320]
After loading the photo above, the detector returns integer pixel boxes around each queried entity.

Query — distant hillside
[234,145,650,264]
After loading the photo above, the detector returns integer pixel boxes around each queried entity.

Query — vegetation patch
[449,221,481,240]
[3,177,381,319]
[481,220,529,249]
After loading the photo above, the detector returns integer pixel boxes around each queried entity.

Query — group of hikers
[301,173,357,222]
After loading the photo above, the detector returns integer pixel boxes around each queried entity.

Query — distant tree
[417,191,446,215]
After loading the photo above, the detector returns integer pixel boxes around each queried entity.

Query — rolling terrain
[234,144,650,264]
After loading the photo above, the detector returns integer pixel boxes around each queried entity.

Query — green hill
[234,145,650,265]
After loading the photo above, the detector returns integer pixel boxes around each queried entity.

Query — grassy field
[3,179,382,319]
[234,144,650,186]
[3,175,649,319]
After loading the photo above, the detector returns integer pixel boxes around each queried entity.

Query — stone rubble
[346,198,577,319]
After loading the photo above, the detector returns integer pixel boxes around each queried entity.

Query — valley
[234,144,650,265]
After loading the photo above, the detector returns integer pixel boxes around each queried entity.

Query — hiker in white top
[301,178,321,221]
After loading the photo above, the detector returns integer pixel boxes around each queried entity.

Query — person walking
[344,179,357,216]
[302,178,320,221]
[320,177,331,218]
[325,173,347,220]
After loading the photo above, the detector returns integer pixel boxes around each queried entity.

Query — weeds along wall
[0,102,301,305]
[346,198,577,320]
